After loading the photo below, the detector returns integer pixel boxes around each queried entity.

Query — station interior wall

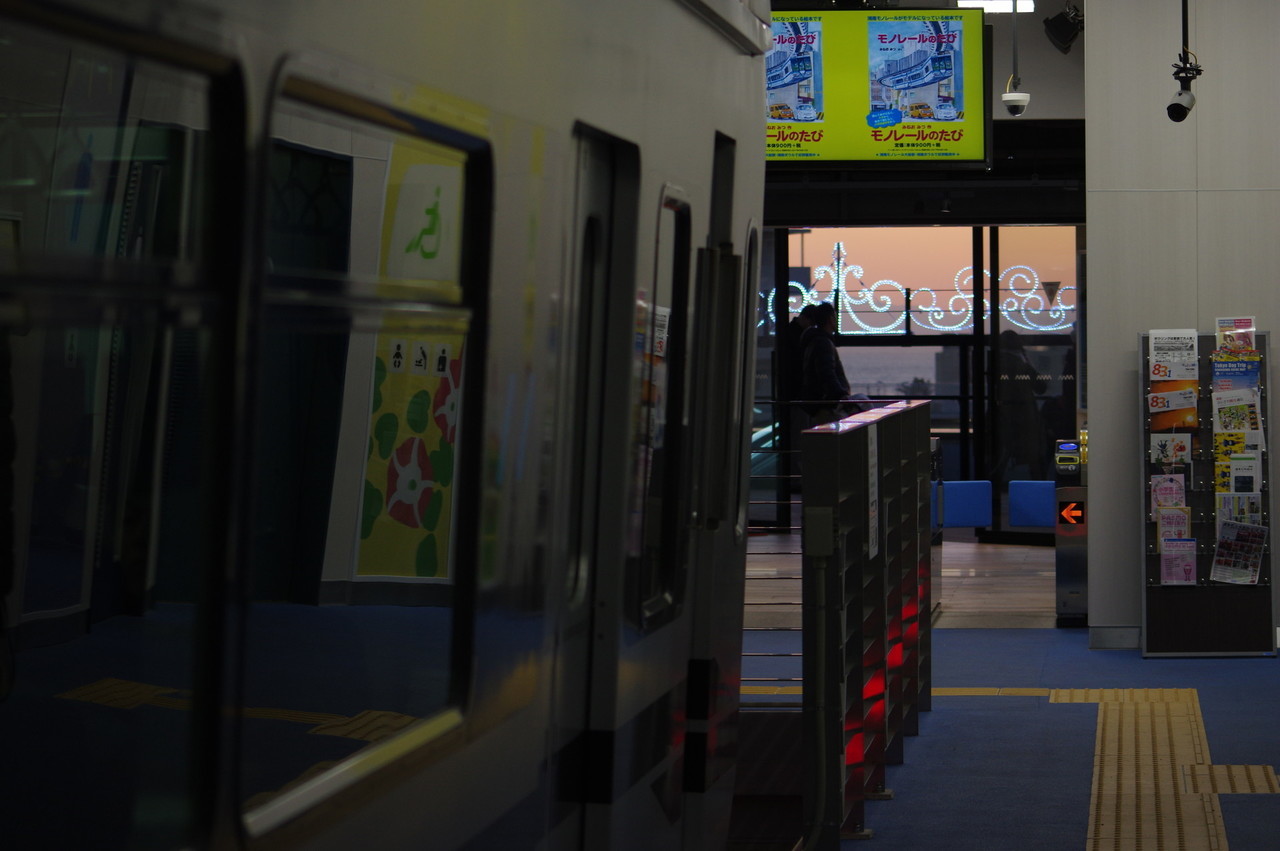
[1085,0,1280,647]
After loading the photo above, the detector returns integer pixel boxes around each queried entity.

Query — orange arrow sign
[1060,502,1083,524]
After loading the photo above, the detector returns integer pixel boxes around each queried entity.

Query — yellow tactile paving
[1087,791,1225,849]
[925,686,1277,848]
[740,685,803,695]
[1184,764,1280,795]
[1050,687,1200,704]
[1057,687,1262,850]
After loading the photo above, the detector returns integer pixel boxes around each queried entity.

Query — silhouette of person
[778,303,818,404]
[995,330,1047,478]
[800,302,854,426]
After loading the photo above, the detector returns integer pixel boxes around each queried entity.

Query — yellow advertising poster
[766,9,987,163]
[357,138,467,580]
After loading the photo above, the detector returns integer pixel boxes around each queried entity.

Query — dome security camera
[1167,87,1195,122]
[1001,91,1030,117]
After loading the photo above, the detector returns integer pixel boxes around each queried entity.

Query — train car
[0,0,769,848]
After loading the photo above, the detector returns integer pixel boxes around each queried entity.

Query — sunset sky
[788,225,1078,308]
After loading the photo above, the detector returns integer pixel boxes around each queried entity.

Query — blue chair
[1008,480,1057,527]
[940,480,992,527]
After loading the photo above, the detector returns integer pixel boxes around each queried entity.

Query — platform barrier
[798,400,933,845]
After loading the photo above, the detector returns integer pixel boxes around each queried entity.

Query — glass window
[993,226,1078,336]
[785,226,1078,337]
[991,227,1080,485]
[626,193,690,627]
[0,19,223,849]
[240,77,483,824]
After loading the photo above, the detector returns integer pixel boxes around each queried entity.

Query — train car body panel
[0,0,766,847]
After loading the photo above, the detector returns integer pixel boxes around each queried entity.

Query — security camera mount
[1171,55,1203,90]
[1167,0,1203,121]
[1003,0,1029,116]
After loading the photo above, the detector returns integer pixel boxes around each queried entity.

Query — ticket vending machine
[1054,438,1087,626]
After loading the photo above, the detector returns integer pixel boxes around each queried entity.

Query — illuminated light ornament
[386,437,435,528]
[762,280,820,329]
[772,244,1077,335]
[433,356,462,443]
[997,265,1076,331]
[813,242,907,335]
[912,265,986,332]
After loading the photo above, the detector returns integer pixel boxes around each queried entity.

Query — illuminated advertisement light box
[766,9,990,166]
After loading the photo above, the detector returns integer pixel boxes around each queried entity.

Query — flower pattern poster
[357,334,463,579]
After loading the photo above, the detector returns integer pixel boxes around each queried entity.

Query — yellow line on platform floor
[931,687,1051,697]
[740,685,803,695]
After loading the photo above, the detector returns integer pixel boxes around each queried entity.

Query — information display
[765,9,988,164]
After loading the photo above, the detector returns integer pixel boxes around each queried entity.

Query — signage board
[766,9,990,165]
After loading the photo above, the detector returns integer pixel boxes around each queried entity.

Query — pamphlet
[1215,316,1256,352]
[1150,433,1191,467]
[1211,349,1262,392]
[1147,387,1198,415]
[1155,505,1191,551]
[1213,388,1262,432]
[1214,431,1247,456]
[1150,473,1186,513]
[1229,454,1261,493]
[1160,538,1198,585]
[1213,432,1243,491]
[1147,378,1201,432]
[1149,329,1200,380]
[1215,492,1262,535]
[1210,520,1267,585]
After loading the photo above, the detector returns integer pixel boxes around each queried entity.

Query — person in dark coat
[778,303,819,403]
[800,302,854,425]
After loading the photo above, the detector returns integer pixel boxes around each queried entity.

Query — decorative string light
[762,241,1076,334]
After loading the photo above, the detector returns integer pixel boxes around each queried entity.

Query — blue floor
[857,628,1280,850]
[744,626,1280,849]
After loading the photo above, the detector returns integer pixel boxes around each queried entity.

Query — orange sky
[788,226,1078,301]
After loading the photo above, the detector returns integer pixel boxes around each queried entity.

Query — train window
[566,215,602,607]
[737,226,760,520]
[627,190,692,629]
[0,15,238,849]
[240,74,488,828]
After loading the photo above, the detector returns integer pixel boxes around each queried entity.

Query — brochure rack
[799,400,932,840]
[1140,332,1275,656]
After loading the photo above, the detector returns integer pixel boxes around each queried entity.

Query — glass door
[752,224,1082,539]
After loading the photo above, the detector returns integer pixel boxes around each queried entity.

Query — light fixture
[1001,2,1030,117]
[1043,3,1083,54]
[1168,0,1203,122]
[957,1,1035,11]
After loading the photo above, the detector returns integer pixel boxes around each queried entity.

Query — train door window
[0,14,240,849]
[240,71,490,831]
[736,225,760,522]
[565,212,603,608]
[690,133,743,532]
[564,127,644,637]
[627,189,692,629]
